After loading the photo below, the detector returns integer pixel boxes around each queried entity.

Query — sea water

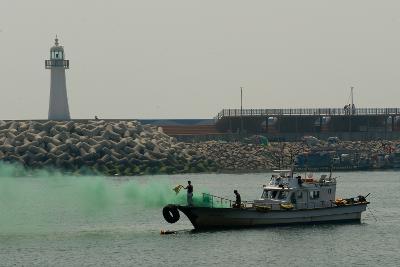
[0,163,399,266]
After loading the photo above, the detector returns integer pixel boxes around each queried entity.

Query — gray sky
[1,0,400,119]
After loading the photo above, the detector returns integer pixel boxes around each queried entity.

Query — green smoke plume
[0,162,202,234]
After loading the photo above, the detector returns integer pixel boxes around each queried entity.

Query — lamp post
[240,87,244,135]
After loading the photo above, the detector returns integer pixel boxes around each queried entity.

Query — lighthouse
[45,36,71,120]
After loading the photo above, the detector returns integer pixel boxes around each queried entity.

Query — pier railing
[215,108,400,120]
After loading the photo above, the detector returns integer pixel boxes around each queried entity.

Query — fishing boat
[162,170,369,230]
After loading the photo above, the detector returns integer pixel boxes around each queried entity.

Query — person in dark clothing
[233,190,241,208]
[297,176,303,187]
[184,181,193,206]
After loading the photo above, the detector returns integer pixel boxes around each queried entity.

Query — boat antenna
[304,155,307,179]
[290,163,294,178]
[304,165,307,180]
[329,158,333,178]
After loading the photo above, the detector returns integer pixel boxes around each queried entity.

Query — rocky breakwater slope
[185,139,400,171]
[0,120,216,175]
[186,141,280,171]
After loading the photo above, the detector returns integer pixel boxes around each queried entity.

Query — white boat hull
[176,203,368,229]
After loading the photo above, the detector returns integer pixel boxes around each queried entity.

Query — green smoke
[0,162,198,234]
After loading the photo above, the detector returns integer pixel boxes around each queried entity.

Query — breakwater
[185,139,400,171]
[1,119,399,174]
[0,120,216,175]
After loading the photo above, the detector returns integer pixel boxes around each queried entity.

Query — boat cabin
[253,170,337,210]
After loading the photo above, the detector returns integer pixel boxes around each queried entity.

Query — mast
[350,86,354,112]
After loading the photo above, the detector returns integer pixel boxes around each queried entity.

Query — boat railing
[201,193,334,210]
[202,193,254,208]
[202,193,232,208]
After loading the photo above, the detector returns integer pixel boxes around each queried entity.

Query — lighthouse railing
[45,59,69,69]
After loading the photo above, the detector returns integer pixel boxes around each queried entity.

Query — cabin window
[51,51,63,60]
[310,191,320,199]
[297,191,303,199]
[262,190,278,199]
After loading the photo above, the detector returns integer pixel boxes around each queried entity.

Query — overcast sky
[1,0,400,119]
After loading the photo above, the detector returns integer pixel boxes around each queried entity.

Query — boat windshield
[262,190,288,200]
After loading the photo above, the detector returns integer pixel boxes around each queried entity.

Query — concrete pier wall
[215,108,400,136]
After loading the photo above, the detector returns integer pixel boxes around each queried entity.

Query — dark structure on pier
[215,108,400,140]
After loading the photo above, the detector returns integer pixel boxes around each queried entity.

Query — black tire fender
[163,205,180,224]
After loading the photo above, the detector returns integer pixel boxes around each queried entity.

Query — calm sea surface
[0,171,399,266]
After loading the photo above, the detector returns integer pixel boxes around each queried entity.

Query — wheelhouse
[254,170,337,210]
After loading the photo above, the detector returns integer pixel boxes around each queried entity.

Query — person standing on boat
[297,176,303,187]
[233,190,241,208]
[184,181,193,206]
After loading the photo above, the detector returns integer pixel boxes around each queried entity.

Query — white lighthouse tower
[45,36,71,120]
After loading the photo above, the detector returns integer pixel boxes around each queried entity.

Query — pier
[214,108,400,140]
